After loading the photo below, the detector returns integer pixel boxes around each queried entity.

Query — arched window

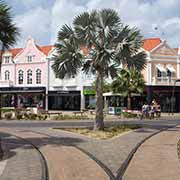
[36,69,41,84]
[18,70,23,84]
[27,69,32,84]
[5,71,10,80]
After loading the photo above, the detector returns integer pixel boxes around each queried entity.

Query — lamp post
[172,79,180,115]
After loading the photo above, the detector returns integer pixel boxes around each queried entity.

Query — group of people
[141,100,161,119]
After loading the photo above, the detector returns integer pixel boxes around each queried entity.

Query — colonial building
[142,38,180,112]
[0,37,180,112]
[0,37,53,109]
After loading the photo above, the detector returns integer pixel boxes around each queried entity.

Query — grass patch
[55,124,140,140]
[177,139,180,160]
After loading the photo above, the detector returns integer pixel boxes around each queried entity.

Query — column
[80,87,85,110]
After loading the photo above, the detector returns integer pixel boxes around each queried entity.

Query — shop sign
[83,89,95,95]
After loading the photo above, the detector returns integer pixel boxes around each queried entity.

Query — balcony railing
[152,77,176,85]
[0,80,14,87]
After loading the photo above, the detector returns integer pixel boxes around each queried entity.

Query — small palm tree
[52,9,146,130]
[112,68,145,110]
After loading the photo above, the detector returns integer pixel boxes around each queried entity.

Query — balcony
[0,80,14,87]
[152,77,176,85]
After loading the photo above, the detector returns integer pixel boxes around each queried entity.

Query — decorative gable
[151,43,177,56]
[14,37,46,63]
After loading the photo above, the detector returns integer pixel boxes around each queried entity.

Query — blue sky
[5,0,180,48]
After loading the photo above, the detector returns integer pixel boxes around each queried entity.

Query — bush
[4,112,13,120]
[37,114,48,120]
[24,113,37,120]
[122,112,138,118]
[16,114,23,120]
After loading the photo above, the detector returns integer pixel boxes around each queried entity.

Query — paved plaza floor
[0,119,180,180]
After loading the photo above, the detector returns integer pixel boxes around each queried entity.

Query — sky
[5,0,180,48]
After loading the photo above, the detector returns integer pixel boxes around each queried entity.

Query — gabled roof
[10,48,23,57]
[36,45,54,55]
[142,38,162,51]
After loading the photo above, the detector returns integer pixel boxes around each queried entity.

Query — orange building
[142,38,180,112]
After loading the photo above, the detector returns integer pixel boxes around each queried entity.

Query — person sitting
[141,102,149,119]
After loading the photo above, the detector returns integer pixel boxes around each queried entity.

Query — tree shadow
[0,131,86,162]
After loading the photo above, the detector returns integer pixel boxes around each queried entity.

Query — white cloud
[50,0,85,44]
[11,0,180,47]
[14,7,51,47]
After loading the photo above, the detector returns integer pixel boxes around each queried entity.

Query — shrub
[24,113,37,120]
[4,112,13,120]
[16,114,23,120]
[37,114,48,120]
[122,112,137,118]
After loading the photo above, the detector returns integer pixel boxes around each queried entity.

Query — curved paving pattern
[1,125,178,180]
[123,126,180,180]
[0,132,44,180]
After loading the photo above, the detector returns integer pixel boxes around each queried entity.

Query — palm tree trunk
[94,70,104,130]
[0,47,3,119]
[127,93,131,110]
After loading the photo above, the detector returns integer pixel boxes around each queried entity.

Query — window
[5,71,10,80]
[167,69,171,77]
[27,69,32,84]
[18,70,24,84]
[36,69,41,84]
[157,69,162,77]
[27,55,33,62]
[4,56,10,63]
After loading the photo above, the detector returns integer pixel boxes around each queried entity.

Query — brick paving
[123,126,180,180]
[0,132,43,180]
[29,127,158,178]
[1,125,180,180]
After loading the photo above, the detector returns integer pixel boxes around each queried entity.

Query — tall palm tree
[52,9,146,130]
[0,1,19,158]
[112,68,145,110]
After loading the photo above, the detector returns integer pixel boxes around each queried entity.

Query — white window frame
[5,70,10,80]
[36,69,41,84]
[18,70,24,84]
[4,56,10,64]
[27,69,32,84]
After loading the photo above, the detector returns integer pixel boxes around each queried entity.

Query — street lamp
[172,79,180,115]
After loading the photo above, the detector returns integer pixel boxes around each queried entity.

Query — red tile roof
[142,38,162,51]
[36,45,54,55]
[174,48,179,53]
[10,48,23,57]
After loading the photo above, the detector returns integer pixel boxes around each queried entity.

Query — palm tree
[52,9,146,130]
[0,1,19,158]
[112,68,145,110]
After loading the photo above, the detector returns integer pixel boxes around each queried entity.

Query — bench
[73,111,85,116]
[39,110,62,118]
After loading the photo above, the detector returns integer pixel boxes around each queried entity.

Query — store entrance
[48,95,81,111]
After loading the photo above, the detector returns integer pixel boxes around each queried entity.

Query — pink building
[0,37,53,109]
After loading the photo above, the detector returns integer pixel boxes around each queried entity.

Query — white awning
[167,65,175,72]
[156,64,166,72]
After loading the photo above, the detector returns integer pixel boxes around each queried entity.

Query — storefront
[0,87,46,109]
[83,87,96,109]
[48,91,81,111]
[146,86,180,112]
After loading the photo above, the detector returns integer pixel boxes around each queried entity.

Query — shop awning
[167,65,175,72]
[156,64,166,72]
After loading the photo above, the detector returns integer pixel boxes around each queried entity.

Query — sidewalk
[123,125,180,180]
[0,132,44,180]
